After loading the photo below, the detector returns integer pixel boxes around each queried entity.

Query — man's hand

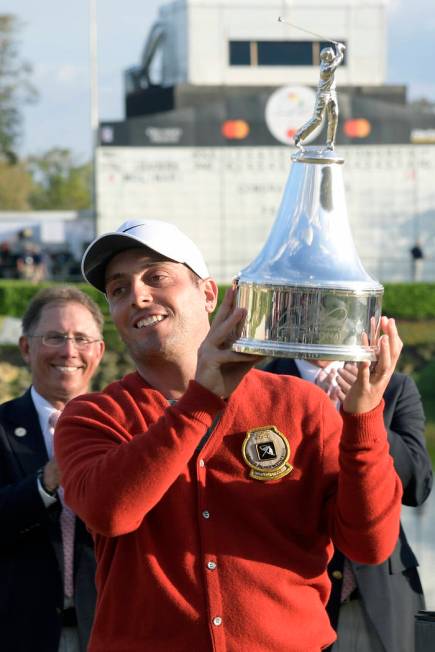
[337,316,402,414]
[335,362,357,404]
[195,286,260,398]
[42,459,61,494]
[315,367,341,404]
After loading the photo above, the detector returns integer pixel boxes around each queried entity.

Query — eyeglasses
[28,332,102,350]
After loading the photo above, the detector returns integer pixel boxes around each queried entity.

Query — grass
[425,425,435,469]
[421,403,435,468]
[395,322,435,467]
[397,320,435,346]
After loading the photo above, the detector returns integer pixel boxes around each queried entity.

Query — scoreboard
[97,144,435,283]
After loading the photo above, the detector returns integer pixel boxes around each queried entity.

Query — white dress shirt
[295,358,344,384]
[31,386,59,507]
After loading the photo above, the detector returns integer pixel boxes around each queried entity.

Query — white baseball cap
[82,219,209,293]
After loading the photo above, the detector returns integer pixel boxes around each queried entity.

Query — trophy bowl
[232,148,383,361]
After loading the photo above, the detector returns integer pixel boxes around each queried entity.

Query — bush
[0,280,108,319]
[211,283,435,321]
[1,280,434,354]
[1,280,435,320]
[0,280,128,354]
[382,283,435,320]
[0,279,434,465]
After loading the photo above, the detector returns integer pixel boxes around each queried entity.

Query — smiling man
[55,220,403,652]
[0,286,105,652]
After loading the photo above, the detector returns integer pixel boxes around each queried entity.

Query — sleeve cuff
[340,399,386,448]
[36,476,58,508]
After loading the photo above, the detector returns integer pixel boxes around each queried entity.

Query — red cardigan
[55,369,401,652]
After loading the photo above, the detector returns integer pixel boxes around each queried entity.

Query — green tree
[0,14,37,162]
[0,159,34,208]
[28,148,91,210]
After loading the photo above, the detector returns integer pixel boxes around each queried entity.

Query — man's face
[19,302,105,404]
[105,248,217,364]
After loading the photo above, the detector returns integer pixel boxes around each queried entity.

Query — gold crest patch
[242,426,293,481]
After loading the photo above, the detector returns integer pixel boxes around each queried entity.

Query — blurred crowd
[0,229,81,283]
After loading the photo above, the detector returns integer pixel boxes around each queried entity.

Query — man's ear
[19,335,30,365]
[202,278,219,314]
[96,339,105,363]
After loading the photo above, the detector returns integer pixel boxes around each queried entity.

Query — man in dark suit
[265,357,433,652]
[0,286,105,652]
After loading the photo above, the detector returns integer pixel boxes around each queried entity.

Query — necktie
[340,557,357,601]
[49,410,76,599]
[313,371,357,600]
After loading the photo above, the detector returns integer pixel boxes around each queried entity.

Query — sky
[4,0,435,161]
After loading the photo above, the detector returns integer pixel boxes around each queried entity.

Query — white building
[129,0,387,89]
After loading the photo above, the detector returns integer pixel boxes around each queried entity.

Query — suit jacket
[0,389,97,652]
[265,358,433,652]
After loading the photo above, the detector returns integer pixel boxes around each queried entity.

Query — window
[229,40,346,67]
[229,41,251,66]
[258,41,313,66]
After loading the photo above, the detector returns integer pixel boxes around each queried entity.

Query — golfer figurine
[294,42,346,150]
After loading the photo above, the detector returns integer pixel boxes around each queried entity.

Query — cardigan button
[207,561,217,570]
[212,616,222,626]
[202,510,210,519]
[199,459,205,467]
[332,570,343,580]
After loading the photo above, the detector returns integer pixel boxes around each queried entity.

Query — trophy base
[232,339,377,362]
[232,282,383,362]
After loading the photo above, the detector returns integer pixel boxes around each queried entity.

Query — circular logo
[242,426,293,481]
[265,85,323,146]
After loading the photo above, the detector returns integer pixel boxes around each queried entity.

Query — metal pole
[89,0,99,235]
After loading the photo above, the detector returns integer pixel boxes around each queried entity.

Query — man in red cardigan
[55,219,403,652]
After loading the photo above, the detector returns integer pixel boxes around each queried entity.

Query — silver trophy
[232,42,383,361]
